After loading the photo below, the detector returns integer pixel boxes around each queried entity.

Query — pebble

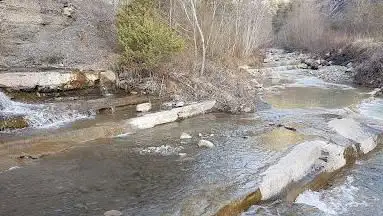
[178,153,187,158]
[243,107,252,113]
[180,132,192,139]
[175,101,185,107]
[104,210,122,216]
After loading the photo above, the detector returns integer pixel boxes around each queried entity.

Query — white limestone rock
[175,101,185,107]
[198,140,215,148]
[136,103,152,112]
[180,132,192,139]
[328,118,377,154]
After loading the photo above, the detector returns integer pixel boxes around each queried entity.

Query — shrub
[117,0,184,70]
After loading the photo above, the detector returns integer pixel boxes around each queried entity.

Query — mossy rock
[0,116,29,131]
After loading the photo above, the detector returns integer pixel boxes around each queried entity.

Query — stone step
[0,101,216,166]
[216,118,383,215]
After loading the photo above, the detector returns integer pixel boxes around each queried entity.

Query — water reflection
[264,87,367,109]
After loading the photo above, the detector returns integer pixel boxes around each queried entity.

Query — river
[0,49,382,216]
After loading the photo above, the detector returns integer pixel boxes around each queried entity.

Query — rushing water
[1,51,383,215]
[243,151,383,216]
[0,91,94,129]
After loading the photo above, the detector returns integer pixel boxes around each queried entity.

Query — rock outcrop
[0,70,116,92]
[0,0,119,71]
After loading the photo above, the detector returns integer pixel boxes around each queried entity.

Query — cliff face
[0,0,120,71]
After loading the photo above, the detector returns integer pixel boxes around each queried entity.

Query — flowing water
[0,50,382,216]
[244,148,383,216]
[0,91,94,129]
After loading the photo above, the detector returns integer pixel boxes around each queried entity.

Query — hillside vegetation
[116,0,274,112]
[116,0,383,111]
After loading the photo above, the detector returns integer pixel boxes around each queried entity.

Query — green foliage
[117,0,184,70]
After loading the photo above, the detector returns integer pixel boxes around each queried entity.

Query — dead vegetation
[274,0,383,87]
[353,42,383,87]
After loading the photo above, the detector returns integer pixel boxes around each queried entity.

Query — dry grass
[275,1,350,54]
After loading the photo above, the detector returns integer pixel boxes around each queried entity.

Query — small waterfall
[0,91,94,129]
[0,91,14,110]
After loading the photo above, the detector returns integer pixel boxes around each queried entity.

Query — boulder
[198,140,215,148]
[136,103,152,112]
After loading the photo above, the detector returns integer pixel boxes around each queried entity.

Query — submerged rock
[198,140,215,148]
[136,102,152,112]
[104,210,122,216]
[180,132,192,139]
[0,116,29,131]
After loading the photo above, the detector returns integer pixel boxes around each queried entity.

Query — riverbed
[0,50,382,216]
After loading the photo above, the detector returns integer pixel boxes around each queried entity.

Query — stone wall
[0,0,120,71]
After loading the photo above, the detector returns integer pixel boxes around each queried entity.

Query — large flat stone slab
[0,70,116,91]
[52,95,150,113]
